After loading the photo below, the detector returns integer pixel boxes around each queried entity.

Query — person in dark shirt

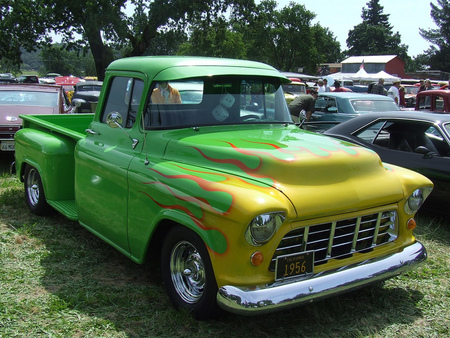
[371,78,386,95]
[288,90,318,122]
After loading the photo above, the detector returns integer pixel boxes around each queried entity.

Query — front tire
[161,225,220,319]
[24,165,52,216]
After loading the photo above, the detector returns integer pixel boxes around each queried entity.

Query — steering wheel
[240,114,261,121]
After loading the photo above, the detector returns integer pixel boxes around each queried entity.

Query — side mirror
[326,107,338,113]
[106,112,123,128]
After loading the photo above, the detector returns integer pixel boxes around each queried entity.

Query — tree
[418,0,450,72]
[346,0,409,63]
[231,0,341,73]
[0,0,50,73]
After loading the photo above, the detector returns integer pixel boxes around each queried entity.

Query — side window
[101,77,144,128]
[434,95,444,111]
[355,121,385,143]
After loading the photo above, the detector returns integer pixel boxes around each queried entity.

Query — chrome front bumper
[217,241,426,315]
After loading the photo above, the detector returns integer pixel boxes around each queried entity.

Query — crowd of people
[288,77,450,122]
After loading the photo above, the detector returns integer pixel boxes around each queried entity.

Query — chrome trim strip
[217,242,426,315]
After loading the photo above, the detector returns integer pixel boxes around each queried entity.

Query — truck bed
[20,114,94,140]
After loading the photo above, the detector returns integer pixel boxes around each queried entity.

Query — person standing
[387,80,401,105]
[418,79,426,92]
[399,85,406,107]
[288,90,318,122]
[323,78,331,92]
[317,79,326,93]
[424,79,433,90]
[371,78,386,95]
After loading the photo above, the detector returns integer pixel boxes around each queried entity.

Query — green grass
[1,172,449,337]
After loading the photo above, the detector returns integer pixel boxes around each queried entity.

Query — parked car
[283,79,306,104]
[324,111,450,211]
[0,83,73,152]
[17,75,39,83]
[415,90,450,112]
[301,92,400,132]
[402,84,419,108]
[71,80,103,113]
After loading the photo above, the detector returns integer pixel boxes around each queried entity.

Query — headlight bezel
[245,211,286,246]
[404,187,433,215]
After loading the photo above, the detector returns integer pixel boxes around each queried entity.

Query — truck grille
[269,210,397,271]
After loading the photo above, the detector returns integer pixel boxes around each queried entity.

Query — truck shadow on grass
[25,213,425,337]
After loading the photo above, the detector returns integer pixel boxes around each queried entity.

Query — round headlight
[404,187,432,215]
[246,212,286,245]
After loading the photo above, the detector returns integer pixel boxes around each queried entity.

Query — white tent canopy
[326,69,400,84]
[373,70,401,83]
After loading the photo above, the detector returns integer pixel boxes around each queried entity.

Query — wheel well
[144,219,179,265]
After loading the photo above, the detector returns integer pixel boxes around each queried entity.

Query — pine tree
[346,0,409,62]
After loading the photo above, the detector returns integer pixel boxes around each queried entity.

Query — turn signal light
[251,251,264,266]
[407,218,416,230]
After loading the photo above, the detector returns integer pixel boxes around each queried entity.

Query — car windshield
[444,122,450,137]
[78,85,102,92]
[0,90,58,107]
[350,99,400,113]
[404,86,419,95]
[282,83,306,95]
[145,76,291,128]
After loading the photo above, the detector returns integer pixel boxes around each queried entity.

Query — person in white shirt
[317,79,325,93]
[387,80,401,105]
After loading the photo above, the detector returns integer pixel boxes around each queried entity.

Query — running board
[47,200,78,221]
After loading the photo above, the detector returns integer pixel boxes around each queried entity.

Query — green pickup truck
[15,56,432,319]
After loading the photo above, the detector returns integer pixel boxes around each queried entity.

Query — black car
[71,80,103,113]
[324,111,450,212]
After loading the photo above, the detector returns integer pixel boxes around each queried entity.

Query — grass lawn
[1,169,449,337]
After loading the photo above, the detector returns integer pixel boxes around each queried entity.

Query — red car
[0,83,74,152]
[415,89,450,113]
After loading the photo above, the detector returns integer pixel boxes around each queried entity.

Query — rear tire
[161,225,221,320]
[24,165,52,216]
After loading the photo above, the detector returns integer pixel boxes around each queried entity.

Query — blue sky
[276,0,438,57]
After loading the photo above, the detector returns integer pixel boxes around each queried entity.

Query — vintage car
[301,92,400,132]
[0,83,73,152]
[17,75,39,83]
[71,80,103,113]
[324,111,450,212]
[15,57,431,318]
[415,90,450,113]
[282,79,306,104]
[403,84,419,108]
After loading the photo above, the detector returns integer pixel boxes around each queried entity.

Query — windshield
[350,99,400,113]
[0,90,58,107]
[145,76,291,128]
[282,83,306,95]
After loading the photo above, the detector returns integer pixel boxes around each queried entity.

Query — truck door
[75,76,144,254]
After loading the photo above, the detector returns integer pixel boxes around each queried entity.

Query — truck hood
[162,125,405,218]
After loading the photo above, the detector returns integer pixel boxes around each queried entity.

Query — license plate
[275,251,314,281]
[0,141,15,151]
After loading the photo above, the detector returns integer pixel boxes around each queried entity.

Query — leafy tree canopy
[418,0,450,72]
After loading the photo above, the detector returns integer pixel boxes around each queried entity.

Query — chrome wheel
[170,240,205,304]
[26,167,40,207]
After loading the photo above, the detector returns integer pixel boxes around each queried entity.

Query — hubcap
[170,241,205,304]
[26,169,40,206]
